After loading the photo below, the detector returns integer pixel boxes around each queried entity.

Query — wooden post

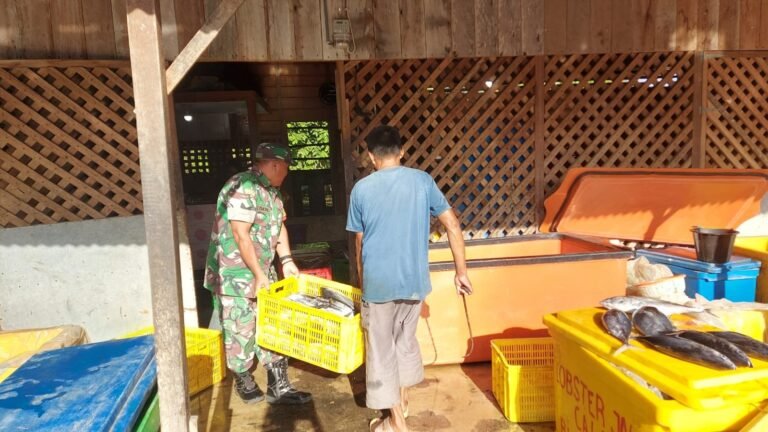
[126,1,190,431]
[336,61,353,209]
[336,60,358,285]
[691,51,707,168]
[534,55,546,229]
[167,99,200,328]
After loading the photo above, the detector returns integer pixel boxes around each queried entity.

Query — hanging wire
[342,6,356,54]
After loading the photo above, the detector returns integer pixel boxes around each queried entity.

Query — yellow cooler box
[734,236,768,302]
[544,308,768,432]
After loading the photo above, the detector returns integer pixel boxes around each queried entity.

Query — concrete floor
[190,362,556,432]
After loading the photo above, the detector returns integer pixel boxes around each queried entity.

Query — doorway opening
[172,62,349,326]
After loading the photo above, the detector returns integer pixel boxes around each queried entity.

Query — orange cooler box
[422,169,768,365]
[425,234,631,364]
[545,308,768,432]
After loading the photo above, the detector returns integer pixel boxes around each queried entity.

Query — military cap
[254,142,293,164]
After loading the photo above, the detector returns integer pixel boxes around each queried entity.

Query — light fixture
[332,17,352,50]
[485,80,493,88]
[183,114,193,122]
[323,0,355,53]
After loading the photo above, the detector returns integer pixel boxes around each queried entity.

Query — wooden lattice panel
[543,52,695,194]
[703,55,768,169]
[344,58,537,239]
[0,64,141,228]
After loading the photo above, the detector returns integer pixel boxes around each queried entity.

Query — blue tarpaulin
[0,335,157,431]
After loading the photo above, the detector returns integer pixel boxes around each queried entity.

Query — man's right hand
[253,272,270,291]
[455,273,473,295]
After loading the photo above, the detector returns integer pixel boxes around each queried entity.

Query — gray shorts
[361,300,424,409]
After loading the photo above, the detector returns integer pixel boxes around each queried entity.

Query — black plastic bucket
[691,227,739,264]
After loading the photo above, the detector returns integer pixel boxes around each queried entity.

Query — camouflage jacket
[203,168,285,298]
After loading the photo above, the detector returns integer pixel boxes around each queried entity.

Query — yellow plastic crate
[257,274,363,374]
[123,327,225,396]
[490,337,555,423]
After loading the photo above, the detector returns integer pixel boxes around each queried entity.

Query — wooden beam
[691,51,707,168]
[125,1,190,431]
[534,55,545,228]
[165,0,246,94]
[0,59,131,68]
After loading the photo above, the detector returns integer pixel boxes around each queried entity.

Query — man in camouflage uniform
[204,142,312,405]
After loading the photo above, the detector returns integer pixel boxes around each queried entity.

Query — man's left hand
[282,261,300,278]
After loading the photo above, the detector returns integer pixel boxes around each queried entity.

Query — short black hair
[365,125,402,158]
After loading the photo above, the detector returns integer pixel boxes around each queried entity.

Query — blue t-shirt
[346,166,451,302]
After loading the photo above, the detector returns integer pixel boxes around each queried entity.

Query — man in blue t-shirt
[347,125,472,431]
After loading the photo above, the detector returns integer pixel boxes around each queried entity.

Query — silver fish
[637,334,737,370]
[709,331,768,361]
[632,306,677,336]
[601,296,706,315]
[601,309,632,354]
[675,330,752,368]
[600,296,726,329]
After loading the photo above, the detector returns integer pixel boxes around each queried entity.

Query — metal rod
[322,0,333,45]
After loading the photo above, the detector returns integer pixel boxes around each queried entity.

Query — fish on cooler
[636,334,737,370]
[709,331,768,361]
[601,309,632,355]
[600,296,725,329]
[674,330,752,368]
[601,296,706,315]
[631,306,677,336]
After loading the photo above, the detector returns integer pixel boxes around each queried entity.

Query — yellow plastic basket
[735,236,768,302]
[123,327,225,396]
[491,337,555,423]
[257,274,364,374]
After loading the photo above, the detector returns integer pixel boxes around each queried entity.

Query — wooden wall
[250,63,336,141]
[4,0,768,61]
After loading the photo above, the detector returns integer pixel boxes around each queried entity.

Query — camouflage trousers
[213,294,283,374]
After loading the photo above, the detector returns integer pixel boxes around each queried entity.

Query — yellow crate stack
[490,337,555,423]
[123,327,225,396]
[257,274,364,374]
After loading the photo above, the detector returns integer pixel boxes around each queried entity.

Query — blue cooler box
[637,247,761,301]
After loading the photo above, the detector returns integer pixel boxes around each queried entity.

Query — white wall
[0,215,198,341]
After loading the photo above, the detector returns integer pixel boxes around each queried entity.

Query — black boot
[233,371,265,403]
[266,358,313,405]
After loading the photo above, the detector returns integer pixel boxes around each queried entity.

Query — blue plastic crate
[637,248,761,302]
